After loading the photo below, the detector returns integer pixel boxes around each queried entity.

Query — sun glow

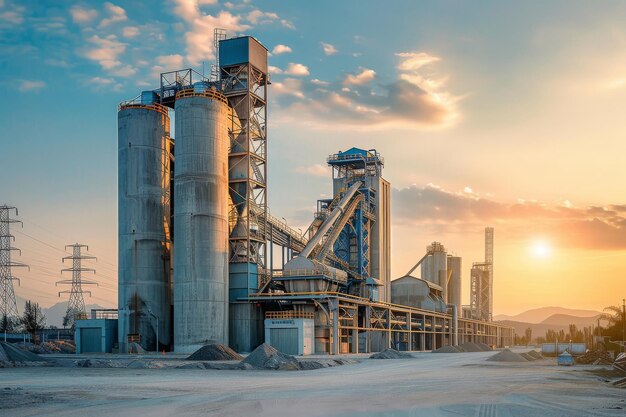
[532,241,552,258]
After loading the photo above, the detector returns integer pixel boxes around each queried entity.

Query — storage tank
[173,88,230,352]
[118,102,171,353]
[447,256,462,309]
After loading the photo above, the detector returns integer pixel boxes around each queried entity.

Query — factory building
[116,33,513,354]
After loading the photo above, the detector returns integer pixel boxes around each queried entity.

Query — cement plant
[1,31,625,417]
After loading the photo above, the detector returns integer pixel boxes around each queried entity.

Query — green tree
[525,327,532,344]
[21,300,46,343]
[0,314,20,333]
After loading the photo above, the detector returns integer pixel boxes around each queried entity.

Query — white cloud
[395,52,440,71]
[280,19,295,29]
[285,62,309,76]
[84,34,126,70]
[110,64,137,77]
[311,78,329,86]
[18,80,45,92]
[44,58,70,68]
[271,78,304,99]
[99,2,127,28]
[70,5,98,24]
[156,54,184,68]
[272,44,292,55]
[344,68,376,85]
[295,164,330,177]
[247,9,278,24]
[321,42,338,56]
[122,26,139,38]
[268,65,283,74]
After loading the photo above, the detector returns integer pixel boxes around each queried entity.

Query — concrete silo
[173,87,230,352]
[118,99,172,353]
[446,255,462,309]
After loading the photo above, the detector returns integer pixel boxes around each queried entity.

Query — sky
[1,0,625,316]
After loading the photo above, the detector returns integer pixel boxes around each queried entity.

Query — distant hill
[493,307,602,324]
[541,313,602,327]
[43,301,109,328]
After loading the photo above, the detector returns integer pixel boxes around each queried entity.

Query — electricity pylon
[56,243,97,327]
[0,205,29,321]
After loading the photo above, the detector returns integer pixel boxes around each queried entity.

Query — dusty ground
[1,350,624,417]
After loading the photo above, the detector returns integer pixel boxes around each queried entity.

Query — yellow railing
[265,311,314,319]
[118,102,169,116]
[175,88,229,105]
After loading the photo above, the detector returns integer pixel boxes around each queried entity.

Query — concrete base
[229,302,263,353]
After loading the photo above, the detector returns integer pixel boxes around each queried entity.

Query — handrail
[175,88,229,105]
[118,102,169,116]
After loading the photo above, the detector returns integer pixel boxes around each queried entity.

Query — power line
[56,243,98,327]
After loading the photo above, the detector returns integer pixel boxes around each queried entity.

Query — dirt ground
[1,350,624,417]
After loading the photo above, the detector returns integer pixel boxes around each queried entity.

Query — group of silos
[420,242,462,310]
[117,85,231,353]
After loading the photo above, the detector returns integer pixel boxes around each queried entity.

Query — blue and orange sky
[1,0,625,315]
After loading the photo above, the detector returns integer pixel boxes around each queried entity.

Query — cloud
[285,62,309,76]
[156,54,184,68]
[122,26,139,38]
[18,80,45,92]
[70,5,98,24]
[271,50,459,129]
[295,164,331,177]
[344,68,376,85]
[109,64,137,77]
[272,78,305,99]
[44,58,70,68]
[84,34,126,70]
[272,44,292,55]
[321,42,338,56]
[171,1,250,65]
[99,2,127,28]
[268,65,283,74]
[247,9,278,24]
[392,183,626,250]
[280,19,295,30]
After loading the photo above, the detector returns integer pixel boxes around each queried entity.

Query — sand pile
[527,350,543,360]
[520,352,535,361]
[459,342,484,352]
[370,348,413,359]
[239,343,300,370]
[0,342,47,363]
[476,343,492,351]
[187,344,243,361]
[74,359,126,368]
[487,349,528,362]
[433,346,461,353]
[128,342,145,354]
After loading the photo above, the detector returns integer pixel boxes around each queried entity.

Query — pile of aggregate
[128,342,146,354]
[432,345,462,353]
[486,348,529,363]
[370,348,413,359]
[460,342,488,352]
[520,352,535,361]
[527,350,543,360]
[239,343,300,370]
[13,342,51,354]
[476,343,492,351]
[0,342,49,365]
[73,359,127,368]
[187,344,243,361]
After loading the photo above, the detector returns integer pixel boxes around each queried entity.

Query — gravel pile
[73,359,127,368]
[486,349,529,362]
[520,352,535,361]
[459,342,487,352]
[476,343,492,351]
[433,345,461,353]
[527,350,543,360]
[369,348,413,359]
[187,344,243,361]
[0,342,47,362]
[239,343,300,370]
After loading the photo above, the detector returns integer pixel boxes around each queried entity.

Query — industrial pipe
[447,303,458,346]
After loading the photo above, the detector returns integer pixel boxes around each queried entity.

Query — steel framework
[56,243,98,327]
[221,45,269,288]
[0,205,28,320]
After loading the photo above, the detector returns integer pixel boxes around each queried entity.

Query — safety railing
[265,311,314,319]
[175,88,229,105]
[118,102,169,116]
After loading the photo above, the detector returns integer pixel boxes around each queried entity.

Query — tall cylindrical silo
[118,102,171,353]
[173,89,230,353]
[447,256,462,309]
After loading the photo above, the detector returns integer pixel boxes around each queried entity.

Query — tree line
[0,300,47,342]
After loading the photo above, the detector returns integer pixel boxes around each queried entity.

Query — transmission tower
[0,205,29,320]
[56,243,98,327]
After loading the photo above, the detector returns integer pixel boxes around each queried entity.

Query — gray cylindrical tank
[173,92,230,353]
[118,104,171,353]
[447,256,462,309]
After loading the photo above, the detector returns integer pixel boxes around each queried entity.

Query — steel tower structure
[485,227,494,321]
[470,227,494,321]
[56,243,97,327]
[0,205,28,320]
[219,36,269,351]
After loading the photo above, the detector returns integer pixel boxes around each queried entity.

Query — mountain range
[494,306,603,323]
